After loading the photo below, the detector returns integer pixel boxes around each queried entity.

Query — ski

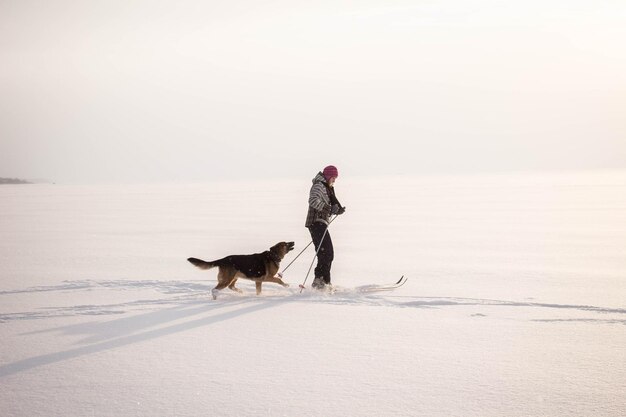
[353,275,407,293]
[298,276,407,294]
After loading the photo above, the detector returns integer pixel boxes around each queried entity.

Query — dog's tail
[187,257,217,270]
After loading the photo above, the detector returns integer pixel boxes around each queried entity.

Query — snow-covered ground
[1,171,625,417]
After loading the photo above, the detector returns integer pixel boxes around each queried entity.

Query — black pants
[308,222,334,284]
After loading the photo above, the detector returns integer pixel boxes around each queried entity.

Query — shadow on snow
[1,279,624,378]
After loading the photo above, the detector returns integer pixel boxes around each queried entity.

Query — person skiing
[305,165,346,290]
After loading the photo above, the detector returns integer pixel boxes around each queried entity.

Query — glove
[331,205,346,215]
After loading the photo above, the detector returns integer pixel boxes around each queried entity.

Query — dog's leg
[255,281,262,295]
[212,281,230,300]
[228,279,243,294]
[212,269,234,300]
[212,286,226,299]
[265,276,290,288]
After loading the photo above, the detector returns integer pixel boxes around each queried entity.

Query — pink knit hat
[322,165,339,181]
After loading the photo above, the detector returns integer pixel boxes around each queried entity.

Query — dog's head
[270,241,295,259]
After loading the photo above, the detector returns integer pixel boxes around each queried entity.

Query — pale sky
[1,0,625,183]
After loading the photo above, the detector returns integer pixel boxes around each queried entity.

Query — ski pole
[278,215,338,277]
[278,241,314,275]
[299,215,337,293]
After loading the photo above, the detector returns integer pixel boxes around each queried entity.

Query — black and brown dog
[187,242,295,299]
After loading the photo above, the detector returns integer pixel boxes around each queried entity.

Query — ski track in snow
[1,279,624,325]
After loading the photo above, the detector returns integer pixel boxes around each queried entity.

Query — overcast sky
[1,0,624,183]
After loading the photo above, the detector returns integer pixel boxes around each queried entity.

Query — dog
[187,241,295,299]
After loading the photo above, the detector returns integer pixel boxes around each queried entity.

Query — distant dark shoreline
[0,178,33,184]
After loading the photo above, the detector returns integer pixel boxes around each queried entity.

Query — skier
[305,165,346,290]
